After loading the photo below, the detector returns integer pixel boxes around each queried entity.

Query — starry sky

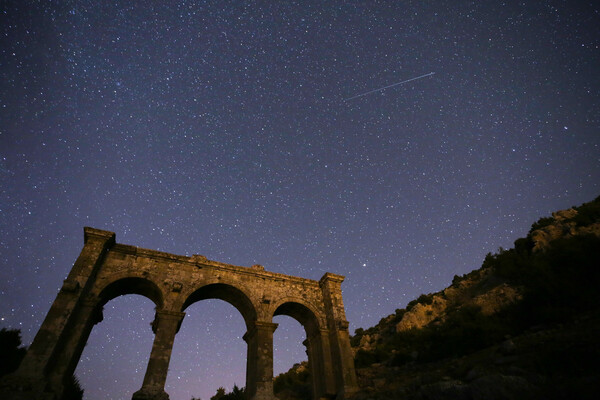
[1,1,599,399]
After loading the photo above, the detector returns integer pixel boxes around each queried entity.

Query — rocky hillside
[347,195,600,400]
[358,196,600,345]
[275,196,600,400]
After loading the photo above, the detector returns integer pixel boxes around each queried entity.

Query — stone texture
[531,208,600,252]
[0,227,358,400]
[395,268,523,333]
[472,284,521,316]
[395,296,448,332]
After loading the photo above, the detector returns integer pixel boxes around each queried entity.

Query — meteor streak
[344,72,435,101]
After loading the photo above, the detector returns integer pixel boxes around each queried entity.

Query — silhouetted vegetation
[502,234,600,329]
[354,302,511,367]
[572,195,600,226]
[61,375,84,400]
[350,328,364,347]
[528,216,555,233]
[0,328,27,377]
[0,327,83,400]
[206,384,245,400]
[273,363,311,400]
[355,347,389,368]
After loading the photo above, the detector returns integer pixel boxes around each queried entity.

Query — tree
[0,327,83,400]
[0,328,27,377]
[62,375,84,400]
[207,385,246,400]
[210,387,226,400]
[224,384,245,400]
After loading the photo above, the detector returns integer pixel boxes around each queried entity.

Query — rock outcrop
[531,208,600,252]
[395,268,522,333]
[346,196,600,400]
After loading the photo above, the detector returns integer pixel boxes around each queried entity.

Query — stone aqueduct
[1,228,358,400]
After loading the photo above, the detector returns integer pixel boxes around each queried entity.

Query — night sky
[1,1,599,399]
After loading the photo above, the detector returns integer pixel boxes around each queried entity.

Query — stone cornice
[106,232,322,287]
[319,272,345,286]
[83,227,116,245]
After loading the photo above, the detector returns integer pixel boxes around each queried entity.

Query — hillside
[275,195,600,400]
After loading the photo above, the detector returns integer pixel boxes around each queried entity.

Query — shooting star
[344,72,435,101]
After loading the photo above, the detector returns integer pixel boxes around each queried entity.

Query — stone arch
[1,227,357,400]
[178,282,261,399]
[273,299,335,400]
[272,297,324,336]
[180,282,257,329]
[76,287,158,399]
[42,276,166,397]
[97,276,165,309]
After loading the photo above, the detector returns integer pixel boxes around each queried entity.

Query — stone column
[132,310,185,400]
[46,297,104,394]
[319,273,358,399]
[0,228,114,400]
[305,329,336,400]
[243,321,278,400]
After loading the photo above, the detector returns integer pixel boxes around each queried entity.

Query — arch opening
[98,277,164,309]
[181,283,257,329]
[273,301,324,400]
[167,299,247,400]
[46,277,164,397]
[75,294,156,400]
[272,315,310,399]
[274,301,321,338]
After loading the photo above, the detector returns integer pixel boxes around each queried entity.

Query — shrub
[354,348,387,368]
[0,328,26,377]
[573,196,600,226]
[0,327,83,400]
[273,364,310,400]
[529,216,554,233]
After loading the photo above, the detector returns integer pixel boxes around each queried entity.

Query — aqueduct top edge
[85,226,344,287]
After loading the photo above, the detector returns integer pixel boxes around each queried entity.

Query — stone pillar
[132,310,185,400]
[0,228,115,400]
[319,273,358,399]
[305,329,336,400]
[243,321,278,400]
[46,297,104,394]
